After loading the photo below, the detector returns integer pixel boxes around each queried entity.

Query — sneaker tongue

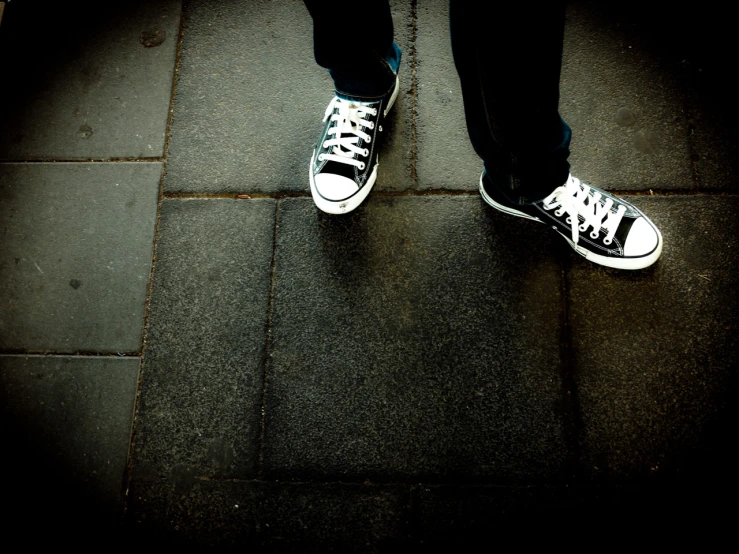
[339,118,358,135]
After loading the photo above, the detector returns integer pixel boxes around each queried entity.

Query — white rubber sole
[479,173,663,270]
[309,77,400,215]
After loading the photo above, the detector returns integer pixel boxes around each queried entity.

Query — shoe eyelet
[579,224,588,232]
[555,210,564,217]
[363,148,369,157]
[318,154,325,162]
[359,163,365,170]
[603,238,612,245]
[366,137,371,143]
[566,217,572,224]
[322,141,329,149]
[369,123,375,129]
[590,231,599,239]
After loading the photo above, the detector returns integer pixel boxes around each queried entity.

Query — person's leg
[450,0,570,204]
[304,0,400,101]
[305,0,402,214]
[450,0,662,270]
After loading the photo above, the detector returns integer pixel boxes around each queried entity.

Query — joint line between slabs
[257,199,281,478]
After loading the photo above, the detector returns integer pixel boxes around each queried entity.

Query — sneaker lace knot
[542,175,627,246]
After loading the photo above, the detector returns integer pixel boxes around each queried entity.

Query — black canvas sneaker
[479,171,663,269]
[309,77,399,214]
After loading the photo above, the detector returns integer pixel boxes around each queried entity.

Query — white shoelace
[542,175,627,246]
[317,97,377,170]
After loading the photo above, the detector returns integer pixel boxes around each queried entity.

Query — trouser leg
[450,0,571,203]
[304,0,401,101]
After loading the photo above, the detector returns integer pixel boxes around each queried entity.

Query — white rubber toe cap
[313,173,359,201]
[624,217,661,257]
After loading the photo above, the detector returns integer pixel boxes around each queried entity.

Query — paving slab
[413,485,584,542]
[415,0,481,190]
[165,0,412,194]
[0,355,139,516]
[127,479,730,547]
[683,34,739,192]
[0,0,181,160]
[0,162,161,353]
[564,2,739,192]
[131,199,275,481]
[262,197,571,482]
[561,1,694,190]
[126,480,411,552]
[688,84,739,192]
[412,482,730,541]
[567,196,739,479]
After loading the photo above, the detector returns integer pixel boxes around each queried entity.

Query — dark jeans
[304,0,571,203]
